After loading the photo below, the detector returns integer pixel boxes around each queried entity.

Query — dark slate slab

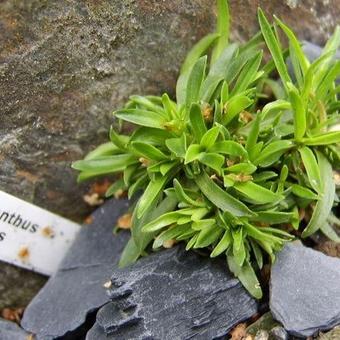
[0,318,29,340]
[270,242,340,337]
[87,246,258,340]
[21,198,130,339]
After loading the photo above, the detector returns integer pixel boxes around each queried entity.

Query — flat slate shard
[270,243,340,337]
[0,318,29,340]
[21,198,130,339]
[87,246,258,340]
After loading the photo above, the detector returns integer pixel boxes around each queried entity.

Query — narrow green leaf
[287,83,306,140]
[186,234,199,250]
[162,93,177,120]
[192,219,215,231]
[302,131,340,146]
[252,171,278,182]
[210,230,232,257]
[165,134,187,158]
[130,127,174,145]
[195,172,255,217]
[226,163,257,174]
[232,228,246,266]
[115,109,167,129]
[209,141,248,158]
[153,224,192,249]
[291,184,318,200]
[131,142,167,161]
[128,174,148,199]
[186,56,207,108]
[123,164,139,186]
[189,103,207,142]
[173,179,205,208]
[250,240,263,269]
[194,225,222,248]
[185,144,201,164]
[302,151,335,237]
[200,126,220,149]
[254,140,293,166]
[84,142,120,160]
[141,211,181,233]
[227,255,263,299]
[274,16,309,75]
[245,113,261,153]
[258,8,291,88]
[137,174,172,219]
[129,95,165,116]
[72,154,138,177]
[262,99,291,119]
[231,51,263,96]
[198,152,225,174]
[132,195,178,252]
[160,162,178,176]
[200,77,224,103]
[320,223,340,242]
[211,0,230,63]
[201,44,238,98]
[180,33,220,74]
[234,181,283,204]
[299,146,322,193]
[224,94,253,125]
[250,211,295,224]
[119,237,140,268]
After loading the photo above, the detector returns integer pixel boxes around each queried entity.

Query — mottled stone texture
[0,0,215,221]
[1,0,340,222]
[87,246,258,339]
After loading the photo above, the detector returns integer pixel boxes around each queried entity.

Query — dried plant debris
[73,0,340,299]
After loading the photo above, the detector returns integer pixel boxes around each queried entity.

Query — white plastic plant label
[0,190,81,276]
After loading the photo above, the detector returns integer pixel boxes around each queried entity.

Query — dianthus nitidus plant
[73,1,340,298]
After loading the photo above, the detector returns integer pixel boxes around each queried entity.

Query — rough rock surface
[1,0,340,221]
[0,0,215,221]
[270,243,340,337]
[0,318,29,340]
[87,246,258,340]
[21,198,130,339]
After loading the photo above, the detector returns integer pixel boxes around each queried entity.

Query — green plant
[72,1,340,298]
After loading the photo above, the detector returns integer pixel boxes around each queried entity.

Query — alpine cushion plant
[72,1,340,299]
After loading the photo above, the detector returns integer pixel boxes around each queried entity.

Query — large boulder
[1,0,339,221]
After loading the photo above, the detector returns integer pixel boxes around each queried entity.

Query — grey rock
[21,198,130,339]
[270,243,340,337]
[1,0,340,222]
[0,0,215,222]
[87,246,258,340]
[0,318,29,340]
[269,326,288,340]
